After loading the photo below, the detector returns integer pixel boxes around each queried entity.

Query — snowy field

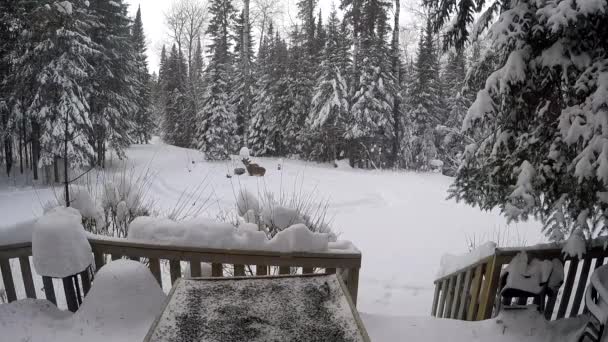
[0,139,544,318]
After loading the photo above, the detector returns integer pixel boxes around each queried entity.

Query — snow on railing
[0,236,362,310]
[432,240,608,322]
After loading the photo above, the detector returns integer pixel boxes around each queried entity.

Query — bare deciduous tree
[165,0,209,76]
[251,0,283,52]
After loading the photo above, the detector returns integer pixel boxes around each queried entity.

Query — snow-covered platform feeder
[144,274,370,342]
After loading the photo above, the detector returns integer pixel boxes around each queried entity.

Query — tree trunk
[243,0,251,142]
[18,124,23,174]
[391,0,401,168]
[3,137,12,176]
[64,111,70,207]
[258,13,266,54]
[31,121,39,180]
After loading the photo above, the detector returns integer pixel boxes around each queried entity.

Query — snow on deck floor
[361,308,588,342]
[0,139,544,316]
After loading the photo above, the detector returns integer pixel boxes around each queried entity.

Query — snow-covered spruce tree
[279,0,320,157]
[156,46,169,137]
[0,0,30,177]
[16,0,99,170]
[282,25,314,156]
[130,5,154,144]
[408,18,443,170]
[248,24,288,156]
[195,0,237,161]
[346,0,398,168]
[308,7,351,162]
[428,0,608,241]
[233,8,255,144]
[436,49,470,175]
[89,0,139,165]
[163,44,190,147]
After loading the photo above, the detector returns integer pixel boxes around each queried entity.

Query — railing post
[42,276,56,305]
[19,256,36,299]
[431,281,441,316]
[476,255,503,320]
[0,258,16,302]
[466,263,484,321]
[343,267,360,306]
[62,276,78,312]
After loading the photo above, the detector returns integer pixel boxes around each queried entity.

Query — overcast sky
[124,0,421,73]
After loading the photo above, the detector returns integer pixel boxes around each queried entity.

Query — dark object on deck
[579,265,608,342]
[496,258,563,315]
[144,274,370,342]
[234,167,246,176]
[242,158,266,177]
[226,173,232,179]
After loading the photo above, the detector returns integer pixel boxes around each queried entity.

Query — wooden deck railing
[0,237,361,309]
[431,242,608,321]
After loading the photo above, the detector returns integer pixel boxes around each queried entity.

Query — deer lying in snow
[242,158,266,177]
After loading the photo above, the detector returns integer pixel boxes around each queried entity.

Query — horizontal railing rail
[0,238,361,309]
[431,242,608,322]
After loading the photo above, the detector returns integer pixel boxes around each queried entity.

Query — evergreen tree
[163,44,189,147]
[429,0,608,241]
[408,18,443,170]
[435,49,470,175]
[130,5,154,144]
[347,0,397,168]
[308,7,351,162]
[233,9,254,144]
[249,24,287,156]
[15,0,99,171]
[89,0,139,165]
[283,25,314,156]
[196,0,238,160]
[0,0,32,177]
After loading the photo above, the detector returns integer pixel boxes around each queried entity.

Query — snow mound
[32,207,93,278]
[236,189,260,216]
[239,146,250,159]
[76,260,165,329]
[0,219,36,245]
[436,242,496,279]
[334,159,352,169]
[127,217,352,253]
[361,306,586,342]
[0,260,165,342]
[64,186,103,221]
[501,252,564,295]
[261,205,306,230]
[267,223,328,252]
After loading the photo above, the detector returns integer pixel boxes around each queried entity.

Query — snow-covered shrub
[97,167,155,237]
[232,180,334,238]
[44,166,156,237]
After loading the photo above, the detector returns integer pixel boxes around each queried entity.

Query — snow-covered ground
[0,139,544,318]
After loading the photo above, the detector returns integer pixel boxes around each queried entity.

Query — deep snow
[0,260,165,342]
[0,138,544,317]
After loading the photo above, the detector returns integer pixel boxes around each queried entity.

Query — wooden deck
[144,274,370,342]
[431,240,608,321]
[0,237,361,308]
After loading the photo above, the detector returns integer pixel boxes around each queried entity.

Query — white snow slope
[0,138,543,317]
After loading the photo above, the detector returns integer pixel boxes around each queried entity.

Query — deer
[242,158,266,177]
